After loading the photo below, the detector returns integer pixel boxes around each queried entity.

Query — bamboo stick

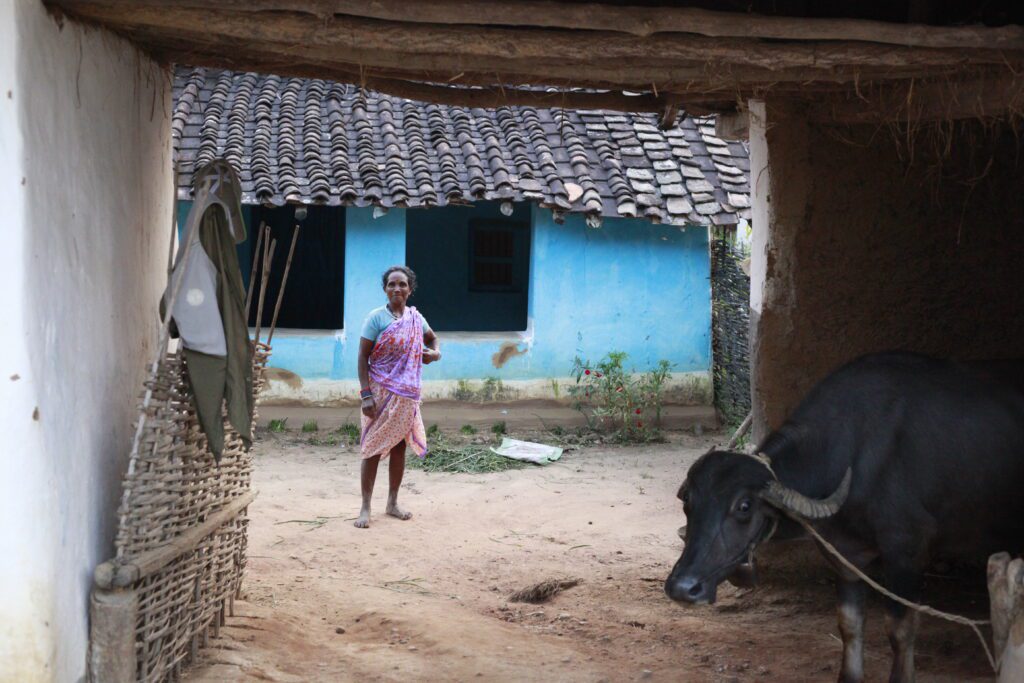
[253,234,276,345]
[267,223,301,345]
[165,167,179,279]
[243,220,266,322]
[726,412,753,450]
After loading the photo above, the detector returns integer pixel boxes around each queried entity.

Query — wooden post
[988,552,1024,681]
[90,588,138,683]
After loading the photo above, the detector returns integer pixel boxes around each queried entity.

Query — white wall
[0,2,172,680]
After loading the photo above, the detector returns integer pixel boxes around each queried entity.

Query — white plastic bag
[490,438,563,465]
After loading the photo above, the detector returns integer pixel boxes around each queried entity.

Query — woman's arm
[358,337,376,417]
[423,329,441,364]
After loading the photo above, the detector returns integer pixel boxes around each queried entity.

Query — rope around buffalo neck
[746,451,997,672]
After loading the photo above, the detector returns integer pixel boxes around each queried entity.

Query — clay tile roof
[172,67,750,226]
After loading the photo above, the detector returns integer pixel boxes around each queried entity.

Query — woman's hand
[361,396,376,419]
[422,348,441,365]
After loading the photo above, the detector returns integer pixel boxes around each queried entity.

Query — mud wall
[749,100,1024,437]
[0,2,172,680]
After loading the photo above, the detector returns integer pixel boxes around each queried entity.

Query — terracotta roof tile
[173,67,749,227]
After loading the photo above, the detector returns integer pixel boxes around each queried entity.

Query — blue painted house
[172,68,751,405]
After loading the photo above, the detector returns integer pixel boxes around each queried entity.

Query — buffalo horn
[760,468,852,519]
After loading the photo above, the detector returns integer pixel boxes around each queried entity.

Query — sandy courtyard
[186,427,991,682]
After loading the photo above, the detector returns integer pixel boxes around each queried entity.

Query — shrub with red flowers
[569,352,673,442]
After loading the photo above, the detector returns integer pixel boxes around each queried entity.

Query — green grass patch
[301,419,319,433]
[490,421,507,436]
[460,424,477,435]
[307,433,341,446]
[407,438,527,474]
[426,423,440,438]
[268,418,288,433]
[337,423,360,442]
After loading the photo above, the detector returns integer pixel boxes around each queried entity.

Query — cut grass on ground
[407,439,528,474]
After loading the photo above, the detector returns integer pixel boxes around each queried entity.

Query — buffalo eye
[735,498,752,516]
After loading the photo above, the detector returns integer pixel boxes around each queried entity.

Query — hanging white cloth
[166,161,247,356]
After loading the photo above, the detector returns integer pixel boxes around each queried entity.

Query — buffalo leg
[836,577,867,683]
[883,566,921,683]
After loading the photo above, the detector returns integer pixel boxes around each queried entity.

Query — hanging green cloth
[165,161,253,460]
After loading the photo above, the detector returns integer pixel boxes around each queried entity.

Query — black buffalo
[665,352,1024,683]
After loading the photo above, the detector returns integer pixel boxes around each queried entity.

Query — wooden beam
[53,0,1024,50]
[153,35,978,116]
[162,49,733,114]
[94,491,257,590]
[149,28,968,95]
[52,3,1021,78]
[989,553,1024,679]
[89,589,138,683]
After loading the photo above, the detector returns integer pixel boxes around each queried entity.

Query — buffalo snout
[664,572,717,604]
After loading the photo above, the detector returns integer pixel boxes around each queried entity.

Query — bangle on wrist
[359,387,373,399]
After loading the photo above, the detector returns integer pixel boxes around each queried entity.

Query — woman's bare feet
[354,506,371,528]
[385,503,412,520]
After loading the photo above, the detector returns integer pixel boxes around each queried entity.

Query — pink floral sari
[360,307,428,459]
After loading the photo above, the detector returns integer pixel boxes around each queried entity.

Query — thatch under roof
[47,1,1024,121]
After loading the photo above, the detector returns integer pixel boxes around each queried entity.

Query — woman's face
[384,271,411,307]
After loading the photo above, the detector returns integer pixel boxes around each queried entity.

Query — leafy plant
[301,419,319,433]
[491,421,507,436]
[308,433,340,446]
[481,376,512,402]
[450,377,518,403]
[460,424,477,435]
[451,379,475,402]
[427,423,440,438]
[568,352,674,442]
[268,418,288,433]
[337,423,360,443]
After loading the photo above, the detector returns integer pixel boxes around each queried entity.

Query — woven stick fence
[89,206,296,682]
[711,228,752,427]
[91,346,270,683]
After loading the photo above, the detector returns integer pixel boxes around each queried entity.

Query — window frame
[467,218,527,293]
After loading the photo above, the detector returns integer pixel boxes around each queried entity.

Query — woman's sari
[360,306,429,459]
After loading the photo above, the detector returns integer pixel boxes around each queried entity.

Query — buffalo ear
[677,525,687,540]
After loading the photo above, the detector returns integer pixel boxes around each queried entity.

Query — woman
[355,265,440,528]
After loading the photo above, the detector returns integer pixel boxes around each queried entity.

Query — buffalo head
[665,450,850,604]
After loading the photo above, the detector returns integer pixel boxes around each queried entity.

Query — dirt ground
[186,423,993,682]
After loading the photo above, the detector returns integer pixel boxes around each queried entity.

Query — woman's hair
[381,265,417,292]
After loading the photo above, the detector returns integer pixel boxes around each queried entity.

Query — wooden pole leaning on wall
[267,223,301,346]
[253,227,276,346]
[244,220,266,322]
[726,413,753,450]
[989,552,1024,681]
[90,588,138,683]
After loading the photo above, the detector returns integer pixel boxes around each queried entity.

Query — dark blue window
[407,202,530,331]
[243,204,345,330]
